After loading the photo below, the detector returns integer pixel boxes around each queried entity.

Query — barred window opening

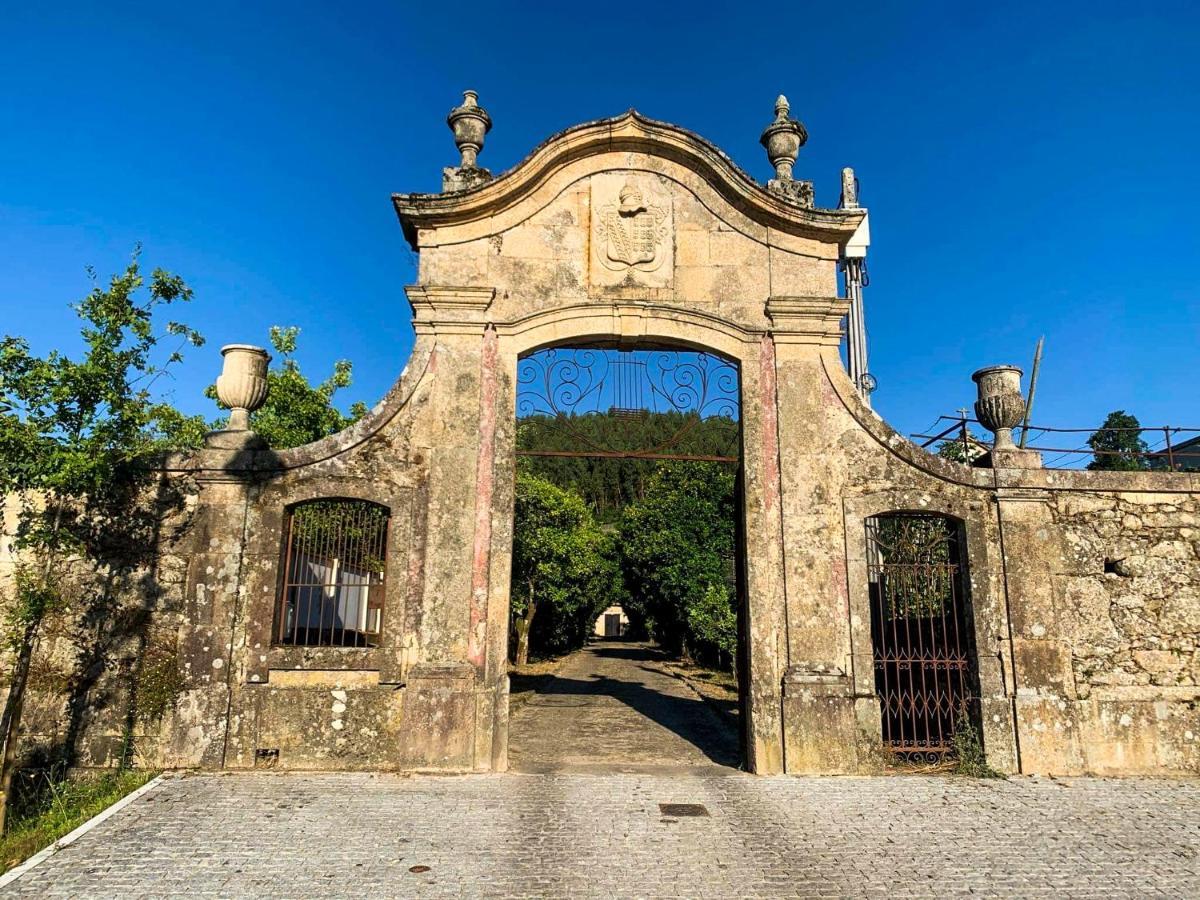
[275,500,389,648]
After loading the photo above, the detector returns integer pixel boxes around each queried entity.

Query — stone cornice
[406,285,495,316]
[392,110,864,247]
[406,285,495,335]
[766,296,849,346]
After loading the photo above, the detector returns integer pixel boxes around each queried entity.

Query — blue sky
[2,1,1198,455]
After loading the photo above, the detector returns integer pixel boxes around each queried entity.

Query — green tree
[0,253,204,830]
[516,411,738,522]
[510,472,617,666]
[936,429,988,464]
[686,582,738,667]
[619,462,737,670]
[207,326,367,450]
[1086,410,1149,471]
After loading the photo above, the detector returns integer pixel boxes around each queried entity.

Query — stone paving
[507,640,740,772]
[4,770,1199,898]
[6,646,1200,897]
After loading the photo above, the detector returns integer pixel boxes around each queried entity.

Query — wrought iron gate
[865,513,980,760]
[515,346,739,461]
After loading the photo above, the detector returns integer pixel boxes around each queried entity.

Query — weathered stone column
[736,333,788,774]
[397,285,500,771]
[169,342,272,768]
[968,363,1065,769]
[992,482,1079,773]
[766,296,862,773]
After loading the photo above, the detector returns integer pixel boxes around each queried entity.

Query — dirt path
[506,640,740,773]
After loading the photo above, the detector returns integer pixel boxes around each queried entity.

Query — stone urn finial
[215,344,270,432]
[972,365,1025,451]
[447,89,492,169]
[760,94,808,182]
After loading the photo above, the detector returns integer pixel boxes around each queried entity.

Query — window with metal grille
[275,499,389,647]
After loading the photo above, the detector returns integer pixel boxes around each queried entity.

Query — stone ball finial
[215,344,271,432]
[972,365,1025,451]
[760,93,808,182]
[447,89,492,169]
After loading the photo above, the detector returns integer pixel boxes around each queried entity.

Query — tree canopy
[512,411,742,671]
[0,252,206,829]
[618,462,738,670]
[935,429,988,464]
[1087,410,1149,471]
[510,471,620,665]
[516,411,736,521]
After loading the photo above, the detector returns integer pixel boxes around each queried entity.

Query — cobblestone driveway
[508,641,739,772]
[4,771,1198,898]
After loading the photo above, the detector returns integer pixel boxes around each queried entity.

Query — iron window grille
[275,499,389,648]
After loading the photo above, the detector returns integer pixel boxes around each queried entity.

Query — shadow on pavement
[517,641,740,768]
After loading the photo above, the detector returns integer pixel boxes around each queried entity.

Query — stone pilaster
[766,296,862,772]
[994,487,1082,774]
[172,452,260,769]
[397,285,498,771]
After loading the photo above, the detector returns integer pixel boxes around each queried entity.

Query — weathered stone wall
[1004,483,1200,774]
[795,354,1200,776]
[1056,492,1199,694]
[0,476,201,770]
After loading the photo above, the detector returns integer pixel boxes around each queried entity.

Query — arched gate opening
[505,341,747,771]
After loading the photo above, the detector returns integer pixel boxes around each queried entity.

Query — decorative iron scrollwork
[516,347,739,461]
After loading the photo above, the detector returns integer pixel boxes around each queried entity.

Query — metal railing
[914,416,1200,471]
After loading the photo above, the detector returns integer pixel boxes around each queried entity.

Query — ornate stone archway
[383,110,865,772]
[121,99,1199,779]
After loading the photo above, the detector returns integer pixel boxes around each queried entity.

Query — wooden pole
[1019,336,1044,449]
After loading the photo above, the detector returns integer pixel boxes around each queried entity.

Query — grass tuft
[952,711,1005,779]
[0,769,157,875]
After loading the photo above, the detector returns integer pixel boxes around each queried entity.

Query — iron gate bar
[275,500,389,648]
[516,347,740,461]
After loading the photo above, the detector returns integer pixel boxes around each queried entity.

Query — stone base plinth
[982,447,1044,469]
[781,668,860,773]
[204,428,267,451]
[399,664,477,771]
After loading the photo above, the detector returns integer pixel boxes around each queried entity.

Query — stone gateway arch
[9,96,1198,778]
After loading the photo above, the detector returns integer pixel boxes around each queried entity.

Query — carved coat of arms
[595,183,669,272]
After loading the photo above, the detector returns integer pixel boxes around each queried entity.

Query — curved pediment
[392,110,863,248]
